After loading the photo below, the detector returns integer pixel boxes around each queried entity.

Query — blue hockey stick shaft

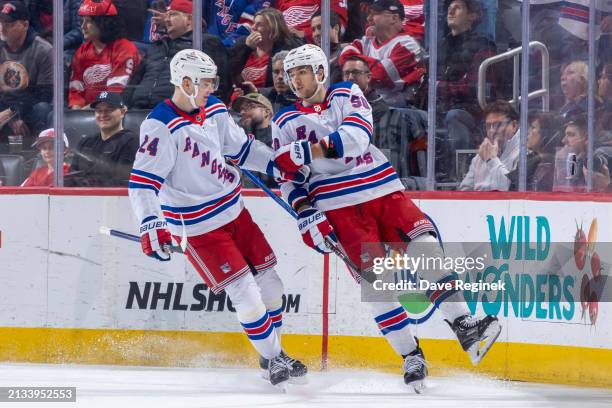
[99,226,184,253]
[241,169,375,282]
[242,169,298,219]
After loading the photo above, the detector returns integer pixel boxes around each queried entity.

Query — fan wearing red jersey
[275,0,347,41]
[68,0,141,109]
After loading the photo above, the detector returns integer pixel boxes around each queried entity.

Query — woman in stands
[68,0,141,109]
[228,8,302,100]
[21,129,70,187]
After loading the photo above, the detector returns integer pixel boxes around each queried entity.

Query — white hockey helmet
[170,49,219,108]
[283,44,329,93]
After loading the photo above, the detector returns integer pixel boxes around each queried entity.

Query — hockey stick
[242,169,377,283]
[99,216,188,254]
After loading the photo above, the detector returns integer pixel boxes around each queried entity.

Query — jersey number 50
[138,135,160,156]
[350,95,370,109]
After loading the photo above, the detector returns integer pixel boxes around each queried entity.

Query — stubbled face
[370,10,396,36]
[239,101,268,129]
[165,10,192,40]
[0,19,28,44]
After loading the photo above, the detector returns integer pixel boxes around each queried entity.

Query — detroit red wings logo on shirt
[282,4,319,27]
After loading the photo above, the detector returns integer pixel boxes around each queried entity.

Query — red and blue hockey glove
[139,216,172,261]
[274,140,312,175]
[297,207,338,254]
[267,160,310,184]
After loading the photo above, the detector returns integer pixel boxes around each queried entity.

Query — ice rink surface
[1,363,611,408]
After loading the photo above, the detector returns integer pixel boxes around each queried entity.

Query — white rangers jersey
[129,96,274,237]
[272,81,404,212]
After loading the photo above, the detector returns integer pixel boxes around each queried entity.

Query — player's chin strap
[179,82,200,110]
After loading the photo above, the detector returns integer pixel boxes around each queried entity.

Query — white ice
[1,363,611,408]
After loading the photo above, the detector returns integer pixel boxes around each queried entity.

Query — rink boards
[0,188,610,387]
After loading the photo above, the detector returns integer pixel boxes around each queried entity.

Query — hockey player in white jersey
[128,49,307,387]
[271,44,501,392]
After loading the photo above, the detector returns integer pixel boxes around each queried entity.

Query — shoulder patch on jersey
[273,104,303,129]
[204,95,228,119]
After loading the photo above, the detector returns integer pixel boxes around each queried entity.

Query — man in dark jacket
[0,0,52,148]
[436,0,496,181]
[124,0,231,108]
[341,55,427,180]
[66,92,138,187]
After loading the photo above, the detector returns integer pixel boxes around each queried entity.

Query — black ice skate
[447,314,501,365]
[260,351,308,384]
[267,354,290,388]
[402,342,428,394]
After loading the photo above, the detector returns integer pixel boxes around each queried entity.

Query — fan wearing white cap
[128,48,309,388]
[21,129,70,187]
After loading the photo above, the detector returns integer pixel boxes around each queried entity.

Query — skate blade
[468,321,502,366]
[288,374,308,385]
[262,370,308,385]
[272,381,288,393]
[407,380,425,394]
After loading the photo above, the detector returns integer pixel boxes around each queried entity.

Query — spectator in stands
[228,8,302,97]
[66,92,138,187]
[311,10,343,84]
[459,100,520,191]
[340,0,426,107]
[68,0,142,109]
[364,0,425,44]
[204,0,268,47]
[508,111,562,191]
[124,0,231,108]
[553,116,611,192]
[258,51,297,113]
[0,0,53,147]
[436,0,496,181]
[21,128,70,187]
[559,61,590,119]
[425,0,495,44]
[598,63,612,109]
[275,0,348,41]
[233,92,276,187]
[341,55,427,179]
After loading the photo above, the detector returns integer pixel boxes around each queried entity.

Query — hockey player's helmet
[170,49,219,91]
[283,44,329,91]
